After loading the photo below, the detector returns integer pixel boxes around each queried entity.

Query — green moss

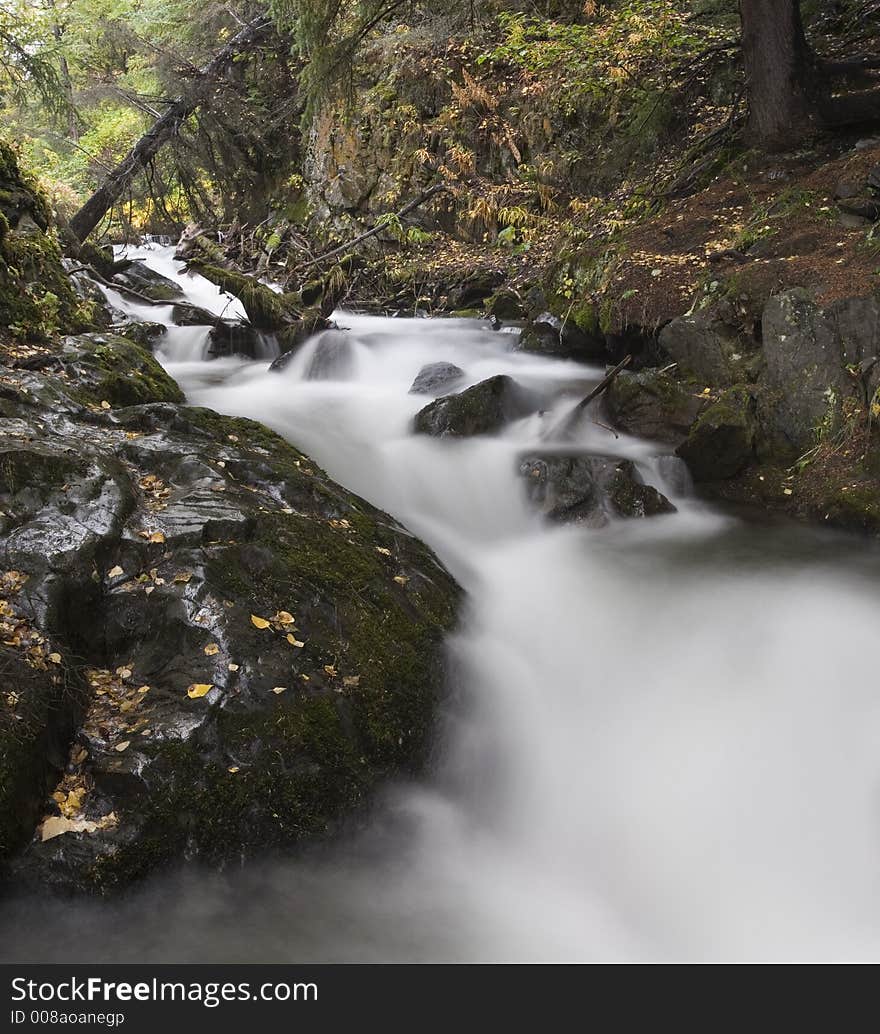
[65,334,185,407]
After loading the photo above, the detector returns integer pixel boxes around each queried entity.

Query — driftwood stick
[296,183,450,273]
[545,354,632,440]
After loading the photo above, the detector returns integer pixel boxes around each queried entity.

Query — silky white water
[6,246,880,962]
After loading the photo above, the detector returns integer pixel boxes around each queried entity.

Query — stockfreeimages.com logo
[10,976,318,1010]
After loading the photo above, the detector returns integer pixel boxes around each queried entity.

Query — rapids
[5,243,880,963]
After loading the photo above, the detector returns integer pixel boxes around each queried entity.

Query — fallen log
[68,14,273,242]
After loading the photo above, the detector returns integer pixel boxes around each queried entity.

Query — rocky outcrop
[413,374,528,437]
[518,312,606,362]
[518,452,675,525]
[0,332,459,893]
[659,314,760,387]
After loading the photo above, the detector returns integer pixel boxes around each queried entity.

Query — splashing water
[8,248,880,963]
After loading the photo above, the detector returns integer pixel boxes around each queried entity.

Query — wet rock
[659,313,760,387]
[112,260,184,302]
[519,452,675,525]
[413,375,527,437]
[303,330,355,380]
[408,362,465,396]
[116,321,167,352]
[0,337,459,894]
[676,387,756,481]
[60,333,185,408]
[604,369,707,444]
[170,302,218,326]
[209,321,267,359]
[518,311,606,362]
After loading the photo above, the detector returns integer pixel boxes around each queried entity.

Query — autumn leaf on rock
[250,615,270,629]
[108,565,124,578]
[186,683,213,699]
[204,643,219,656]
[286,634,304,648]
[275,611,295,626]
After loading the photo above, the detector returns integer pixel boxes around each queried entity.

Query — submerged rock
[413,374,527,437]
[0,332,459,893]
[408,362,465,396]
[519,452,675,525]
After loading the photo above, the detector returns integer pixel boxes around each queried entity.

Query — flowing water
[6,244,880,962]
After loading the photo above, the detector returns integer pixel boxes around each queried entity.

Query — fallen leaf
[204,643,220,656]
[228,766,240,774]
[137,685,150,694]
[108,565,124,578]
[286,634,305,648]
[100,400,111,410]
[186,683,213,699]
[376,547,392,557]
[393,575,409,586]
[251,615,270,629]
[149,531,166,544]
[115,740,130,752]
[275,610,295,625]
[40,815,98,841]
[228,663,239,672]
[342,676,360,688]
[48,652,61,664]
[173,571,193,584]
[323,664,338,677]
[116,667,132,679]
[272,686,287,694]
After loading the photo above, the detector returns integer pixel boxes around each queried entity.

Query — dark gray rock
[676,387,756,481]
[112,260,184,302]
[758,289,868,458]
[447,270,504,310]
[413,375,527,437]
[0,333,459,894]
[838,196,880,221]
[409,362,465,396]
[485,289,525,321]
[659,313,760,387]
[604,369,707,444]
[519,452,675,525]
[834,177,865,200]
[518,312,606,362]
[170,302,218,326]
[116,321,167,351]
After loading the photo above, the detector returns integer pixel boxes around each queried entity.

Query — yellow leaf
[173,571,193,584]
[117,667,132,679]
[286,634,305,648]
[108,565,124,578]
[115,740,130,752]
[393,575,409,586]
[272,686,287,694]
[204,643,219,656]
[137,685,150,694]
[149,531,166,544]
[100,400,111,410]
[342,676,360,688]
[228,663,239,672]
[228,766,240,774]
[186,683,213,699]
[376,547,392,557]
[323,664,338,677]
[250,614,270,629]
[275,610,295,625]
[48,652,61,664]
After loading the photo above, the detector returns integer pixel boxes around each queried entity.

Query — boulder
[447,270,505,310]
[838,196,880,222]
[484,289,526,321]
[116,321,167,352]
[112,260,184,302]
[518,311,606,362]
[408,362,465,396]
[413,375,527,437]
[518,453,675,525]
[758,289,867,458]
[604,369,707,444]
[170,302,218,327]
[0,331,459,893]
[659,313,760,387]
[676,387,756,481]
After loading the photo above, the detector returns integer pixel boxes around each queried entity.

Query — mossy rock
[676,386,756,481]
[61,333,185,407]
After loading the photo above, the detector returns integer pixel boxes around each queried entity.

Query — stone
[838,196,880,221]
[408,362,465,396]
[447,270,505,310]
[413,375,527,437]
[659,313,760,387]
[484,289,526,321]
[676,387,756,481]
[604,369,707,444]
[112,260,184,302]
[518,452,675,525]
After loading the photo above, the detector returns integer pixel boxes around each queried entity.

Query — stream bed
[5,244,880,962]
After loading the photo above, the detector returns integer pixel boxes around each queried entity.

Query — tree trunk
[68,14,272,242]
[739,0,814,147]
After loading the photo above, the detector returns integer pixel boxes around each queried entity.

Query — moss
[190,262,300,329]
[65,334,185,407]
